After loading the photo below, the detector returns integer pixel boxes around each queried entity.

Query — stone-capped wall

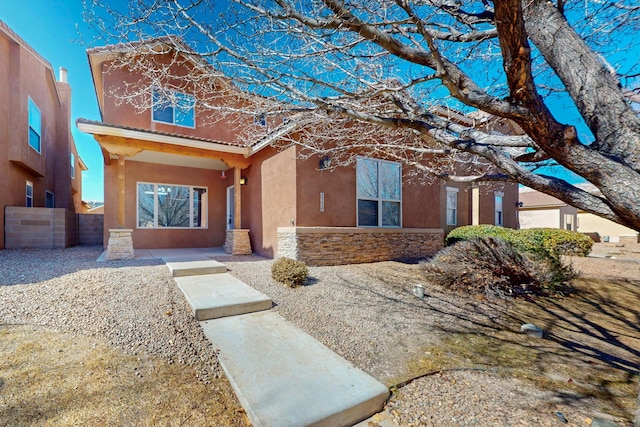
[277,227,444,266]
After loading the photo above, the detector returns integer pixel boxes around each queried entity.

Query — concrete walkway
[163,253,389,427]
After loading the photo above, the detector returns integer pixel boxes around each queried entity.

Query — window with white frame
[26,181,33,207]
[495,191,504,226]
[137,183,207,228]
[45,191,55,208]
[152,88,195,128]
[70,152,75,179]
[28,97,41,152]
[356,157,401,227]
[446,187,458,226]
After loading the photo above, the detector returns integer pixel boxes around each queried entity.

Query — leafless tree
[83,0,640,232]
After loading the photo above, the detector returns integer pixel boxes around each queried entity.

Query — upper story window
[255,114,267,127]
[26,181,33,207]
[495,191,504,226]
[356,157,402,227]
[137,182,207,229]
[446,187,458,226]
[28,97,41,153]
[152,88,195,128]
[70,152,75,179]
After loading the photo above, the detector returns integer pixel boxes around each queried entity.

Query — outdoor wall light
[221,170,226,179]
[516,201,524,208]
[319,155,332,170]
[240,177,247,185]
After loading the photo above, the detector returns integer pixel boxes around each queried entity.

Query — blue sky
[2,1,105,201]
[2,1,589,203]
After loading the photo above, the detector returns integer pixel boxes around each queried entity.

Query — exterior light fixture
[319,156,332,170]
[221,170,226,179]
[240,177,247,185]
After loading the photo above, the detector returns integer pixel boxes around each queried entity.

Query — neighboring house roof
[520,183,603,210]
[519,188,567,208]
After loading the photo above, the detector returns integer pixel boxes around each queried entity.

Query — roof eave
[76,121,250,156]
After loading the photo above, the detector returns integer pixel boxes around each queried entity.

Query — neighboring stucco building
[0,20,86,249]
[78,39,518,264]
[519,186,639,242]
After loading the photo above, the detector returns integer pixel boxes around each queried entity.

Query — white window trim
[151,87,196,129]
[26,181,33,207]
[494,191,504,226]
[356,156,402,228]
[28,96,42,154]
[136,182,208,229]
[446,187,459,226]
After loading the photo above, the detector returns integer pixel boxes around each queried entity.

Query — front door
[226,185,235,230]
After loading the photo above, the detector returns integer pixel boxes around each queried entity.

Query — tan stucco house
[78,39,518,264]
[0,20,86,249]
[519,186,639,243]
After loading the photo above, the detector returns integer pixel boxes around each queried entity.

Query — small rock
[520,323,544,338]
[555,411,568,423]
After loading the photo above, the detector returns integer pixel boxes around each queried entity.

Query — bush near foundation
[422,237,553,298]
[446,226,593,259]
[271,257,309,288]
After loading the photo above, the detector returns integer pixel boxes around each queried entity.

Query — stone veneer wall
[277,227,444,266]
[105,229,135,260]
[78,214,104,246]
[4,207,77,249]
[224,229,252,255]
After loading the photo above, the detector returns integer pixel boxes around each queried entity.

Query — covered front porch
[77,119,254,260]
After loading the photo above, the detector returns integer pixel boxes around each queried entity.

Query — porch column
[94,139,142,261]
[117,155,126,228]
[234,166,242,229]
[224,166,252,255]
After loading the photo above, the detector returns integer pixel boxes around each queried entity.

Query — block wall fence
[4,207,104,249]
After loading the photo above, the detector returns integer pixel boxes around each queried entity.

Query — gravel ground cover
[1,244,637,426]
[0,247,222,383]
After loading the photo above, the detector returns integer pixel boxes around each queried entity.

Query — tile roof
[519,189,567,208]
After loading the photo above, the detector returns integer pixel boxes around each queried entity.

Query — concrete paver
[175,273,272,320]
[166,259,228,277]
[200,311,390,427]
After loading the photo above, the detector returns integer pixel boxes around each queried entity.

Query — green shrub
[445,225,513,246]
[513,228,593,258]
[443,226,588,288]
[445,225,593,259]
[271,257,309,288]
[422,237,553,298]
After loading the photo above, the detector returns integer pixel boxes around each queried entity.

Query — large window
[137,183,207,228]
[28,97,41,152]
[26,181,33,207]
[495,191,504,226]
[152,88,195,128]
[446,187,458,226]
[357,157,401,227]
